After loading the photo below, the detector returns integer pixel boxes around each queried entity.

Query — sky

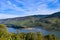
[0,0,60,19]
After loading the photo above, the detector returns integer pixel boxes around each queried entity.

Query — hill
[40,12,60,31]
[46,12,60,18]
[0,12,60,31]
[0,15,48,27]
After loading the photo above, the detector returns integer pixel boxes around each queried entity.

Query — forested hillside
[0,12,60,31]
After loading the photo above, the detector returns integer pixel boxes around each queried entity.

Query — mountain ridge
[0,12,60,31]
[46,12,60,18]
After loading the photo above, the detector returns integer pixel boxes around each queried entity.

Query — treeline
[0,24,59,40]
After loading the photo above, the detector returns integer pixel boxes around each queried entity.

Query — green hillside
[0,12,60,31]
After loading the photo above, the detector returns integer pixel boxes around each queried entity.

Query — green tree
[0,24,7,31]
[26,32,36,40]
[45,34,58,40]
[0,24,8,39]
[36,32,44,40]
[20,32,26,40]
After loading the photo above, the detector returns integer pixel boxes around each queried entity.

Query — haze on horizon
[0,0,60,19]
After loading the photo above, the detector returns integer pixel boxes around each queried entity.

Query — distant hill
[0,12,60,31]
[0,15,48,27]
[40,12,60,31]
[46,12,60,18]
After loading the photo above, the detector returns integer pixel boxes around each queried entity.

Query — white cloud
[0,1,26,12]
[0,0,60,19]
[7,1,26,12]
[0,13,32,19]
[24,0,60,15]
[0,13,20,19]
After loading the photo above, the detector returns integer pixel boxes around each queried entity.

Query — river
[7,27,60,38]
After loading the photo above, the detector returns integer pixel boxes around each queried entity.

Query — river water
[7,27,60,37]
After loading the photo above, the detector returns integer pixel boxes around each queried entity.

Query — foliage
[40,18,60,31]
[0,24,59,40]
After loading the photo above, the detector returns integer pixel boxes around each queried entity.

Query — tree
[26,32,36,40]
[0,24,7,30]
[0,24,9,40]
[44,34,58,40]
[36,32,44,40]
[19,32,26,40]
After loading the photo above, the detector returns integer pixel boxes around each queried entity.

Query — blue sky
[0,0,60,19]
